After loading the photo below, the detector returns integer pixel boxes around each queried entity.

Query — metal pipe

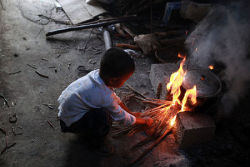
[46,15,138,37]
[103,28,112,50]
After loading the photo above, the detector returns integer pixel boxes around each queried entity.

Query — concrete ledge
[173,112,216,149]
[149,63,178,99]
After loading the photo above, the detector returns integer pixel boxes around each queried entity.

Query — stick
[116,43,140,50]
[8,71,21,75]
[1,142,16,155]
[42,103,54,109]
[125,84,147,99]
[120,24,136,38]
[46,15,138,36]
[129,128,172,166]
[82,29,93,53]
[47,121,55,130]
[35,71,49,78]
[41,58,49,61]
[0,93,9,107]
[27,64,37,69]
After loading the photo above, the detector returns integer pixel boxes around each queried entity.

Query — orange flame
[164,54,197,126]
[181,86,197,112]
[209,65,214,70]
[167,56,186,105]
[170,116,176,127]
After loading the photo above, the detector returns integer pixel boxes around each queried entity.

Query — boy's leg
[61,108,112,139]
[83,108,112,146]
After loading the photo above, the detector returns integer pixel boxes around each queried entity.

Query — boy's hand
[144,117,153,127]
[135,117,154,127]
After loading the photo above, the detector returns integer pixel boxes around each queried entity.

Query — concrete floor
[0,0,187,166]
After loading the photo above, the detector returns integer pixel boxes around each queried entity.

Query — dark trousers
[60,108,112,140]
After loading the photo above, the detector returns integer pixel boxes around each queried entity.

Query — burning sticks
[114,54,198,138]
[126,55,198,137]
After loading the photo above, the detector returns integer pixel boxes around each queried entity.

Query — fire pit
[113,53,221,166]
[114,53,221,140]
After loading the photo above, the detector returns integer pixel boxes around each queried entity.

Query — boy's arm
[107,92,153,127]
[119,101,141,117]
[119,101,153,126]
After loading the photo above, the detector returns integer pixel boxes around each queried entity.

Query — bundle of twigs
[111,95,179,138]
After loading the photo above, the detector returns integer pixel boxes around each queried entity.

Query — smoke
[185,2,250,115]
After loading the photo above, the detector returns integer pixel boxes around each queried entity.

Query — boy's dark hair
[100,47,135,79]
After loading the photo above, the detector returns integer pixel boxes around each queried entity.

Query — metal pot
[182,69,222,98]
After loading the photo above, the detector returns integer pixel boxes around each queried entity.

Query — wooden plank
[58,0,106,25]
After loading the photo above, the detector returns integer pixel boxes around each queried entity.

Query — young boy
[58,48,153,146]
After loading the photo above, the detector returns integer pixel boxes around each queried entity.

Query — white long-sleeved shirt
[58,69,136,127]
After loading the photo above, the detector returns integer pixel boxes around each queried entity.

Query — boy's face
[108,72,133,88]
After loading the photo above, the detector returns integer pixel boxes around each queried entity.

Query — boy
[58,48,153,147]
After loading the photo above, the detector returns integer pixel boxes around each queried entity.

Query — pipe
[103,28,112,50]
[46,15,138,37]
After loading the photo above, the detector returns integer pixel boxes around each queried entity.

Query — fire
[139,53,198,136]
[209,65,214,70]
[170,116,176,127]
[181,86,197,112]
[165,54,197,125]
[167,56,186,105]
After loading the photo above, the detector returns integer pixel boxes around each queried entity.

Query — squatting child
[58,48,153,148]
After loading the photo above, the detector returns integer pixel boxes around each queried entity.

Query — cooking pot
[182,68,222,98]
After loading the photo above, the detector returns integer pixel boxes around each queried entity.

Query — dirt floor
[1,1,250,167]
[0,0,186,167]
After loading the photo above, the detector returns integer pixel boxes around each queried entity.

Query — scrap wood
[156,83,162,99]
[26,64,37,69]
[115,43,140,50]
[0,93,9,107]
[1,141,16,155]
[35,71,49,78]
[129,128,172,166]
[47,120,55,130]
[120,24,135,38]
[41,58,49,61]
[114,23,127,37]
[125,84,147,99]
[58,0,107,25]
[42,103,54,109]
[79,15,135,26]
[81,29,93,53]
[8,70,21,75]
[46,15,139,36]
